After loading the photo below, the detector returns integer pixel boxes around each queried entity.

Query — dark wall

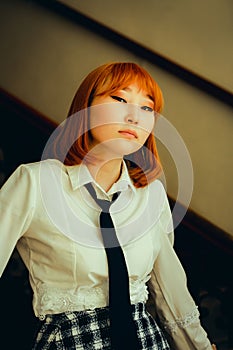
[0,90,54,349]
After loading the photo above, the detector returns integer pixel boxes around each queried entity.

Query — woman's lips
[118,129,138,139]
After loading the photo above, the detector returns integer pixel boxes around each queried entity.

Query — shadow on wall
[173,224,233,350]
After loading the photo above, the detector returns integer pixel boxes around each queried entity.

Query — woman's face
[89,83,155,158]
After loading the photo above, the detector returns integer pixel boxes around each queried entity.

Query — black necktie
[85,183,139,350]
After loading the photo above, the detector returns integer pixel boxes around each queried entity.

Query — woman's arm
[0,164,35,276]
[148,230,214,349]
[147,228,214,349]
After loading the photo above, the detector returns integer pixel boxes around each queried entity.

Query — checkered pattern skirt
[32,303,170,350]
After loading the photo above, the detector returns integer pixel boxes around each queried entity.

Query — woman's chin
[88,139,142,159]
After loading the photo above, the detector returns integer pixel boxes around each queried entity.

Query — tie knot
[85,183,120,213]
[97,199,112,212]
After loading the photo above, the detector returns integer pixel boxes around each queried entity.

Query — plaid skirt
[32,303,170,350]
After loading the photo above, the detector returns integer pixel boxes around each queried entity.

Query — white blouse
[0,159,212,349]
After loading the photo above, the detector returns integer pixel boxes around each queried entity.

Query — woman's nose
[124,104,139,124]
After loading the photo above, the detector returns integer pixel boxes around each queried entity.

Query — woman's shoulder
[3,159,66,186]
[135,179,169,215]
[15,159,65,173]
[148,178,166,190]
[143,178,168,198]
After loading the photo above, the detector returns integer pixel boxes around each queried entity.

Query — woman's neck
[86,158,123,192]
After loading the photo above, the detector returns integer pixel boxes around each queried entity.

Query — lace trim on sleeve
[163,306,200,334]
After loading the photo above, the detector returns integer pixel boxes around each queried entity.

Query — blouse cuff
[163,306,200,334]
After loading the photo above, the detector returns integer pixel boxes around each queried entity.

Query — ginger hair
[47,62,164,188]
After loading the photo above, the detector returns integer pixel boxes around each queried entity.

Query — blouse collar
[66,160,136,197]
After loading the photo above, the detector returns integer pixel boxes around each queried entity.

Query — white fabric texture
[0,159,212,349]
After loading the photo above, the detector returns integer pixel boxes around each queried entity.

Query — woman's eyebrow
[120,87,131,93]
[120,88,154,102]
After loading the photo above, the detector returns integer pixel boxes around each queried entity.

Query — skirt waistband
[41,302,147,323]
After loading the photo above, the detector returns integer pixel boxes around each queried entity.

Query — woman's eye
[111,95,127,103]
[141,106,154,112]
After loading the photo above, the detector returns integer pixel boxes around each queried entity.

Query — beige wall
[59,0,233,93]
[0,0,232,235]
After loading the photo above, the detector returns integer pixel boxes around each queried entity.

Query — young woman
[0,62,216,349]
